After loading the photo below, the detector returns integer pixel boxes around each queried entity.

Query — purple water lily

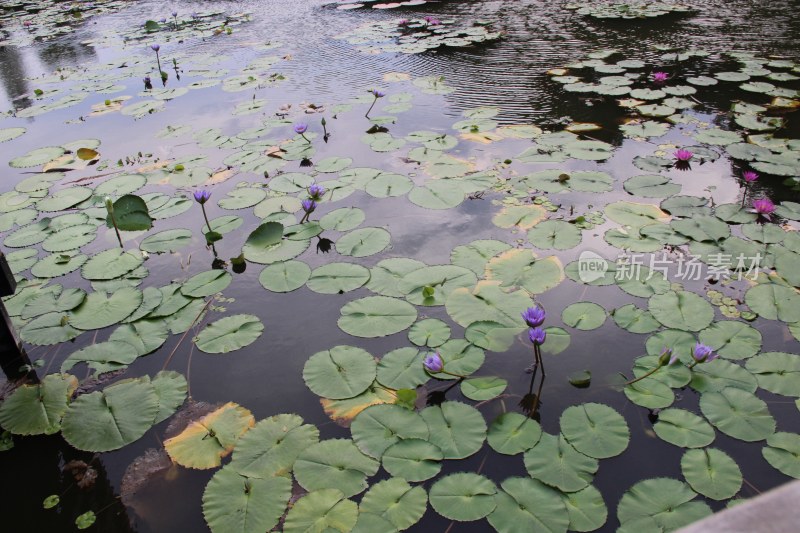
[193,190,211,204]
[371,89,386,98]
[521,305,546,327]
[673,149,693,161]
[294,123,308,134]
[692,343,716,363]
[150,43,160,52]
[301,199,317,213]
[528,327,546,346]
[423,352,444,373]
[308,184,326,200]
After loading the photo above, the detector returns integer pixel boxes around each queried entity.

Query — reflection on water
[0,0,799,531]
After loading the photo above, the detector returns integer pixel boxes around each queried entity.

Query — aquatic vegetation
[0,2,799,532]
[566,2,695,20]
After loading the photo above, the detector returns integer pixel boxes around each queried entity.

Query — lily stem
[624,365,661,385]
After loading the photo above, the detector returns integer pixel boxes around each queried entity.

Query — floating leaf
[681,448,742,500]
[258,260,310,293]
[336,227,391,257]
[382,438,443,482]
[352,404,429,459]
[488,477,569,533]
[429,473,497,521]
[294,439,379,497]
[359,478,427,530]
[338,296,417,338]
[420,401,486,459]
[303,346,377,399]
[62,378,159,452]
[487,413,542,455]
[560,403,630,459]
[0,374,78,435]
[461,377,507,401]
[202,468,291,533]
[376,347,428,390]
[81,248,144,280]
[524,432,597,492]
[562,302,607,330]
[181,270,232,297]
[69,287,142,330]
[283,489,357,533]
[700,387,776,442]
[617,478,711,531]
[140,229,193,253]
[229,414,319,478]
[164,402,255,469]
[745,352,800,396]
[195,315,264,354]
[649,291,714,332]
[762,432,800,479]
[652,408,715,448]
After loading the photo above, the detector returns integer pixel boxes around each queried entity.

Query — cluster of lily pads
[329,0,431,10]
[564,2,695,20]
[1,3,800,531]
[0,0,128,47]
[335,17,501,54]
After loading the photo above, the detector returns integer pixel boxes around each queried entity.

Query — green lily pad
[487,412,542,455]
[283,489,357,533]
[624,377,675,409]
[700,387,776,441]
[699,321,762,360]
[110,319,170,356]
[336,227,390,257]
[527,220,582,250]
[617,478,711,531]
[319,207,365,232]
[653,408,715,448]
[429,473,497,521]
[488,477,569,533]
[352,404,429,459]
[303,346,377,399]
[560,403,630,459]
[745,283,800,322]
[60,340,140,374]
[690,359,758,393]
[562,302,607,330]
[623,174,681,198]
[68,287,143,330]
[229,414,319,478]
[0,374,78,435]
[307,263,370,294]
[382,438,443,482]
[461,377,507,401]
[81,249,144,280]
[524,432,598,492]
[294,439,379,498]
[62,378,159,452]
[36,186,93,212]
[762,432,800,479]
[140,229,193,253]
[408,319,450,348]
[9,146,66,168]
[485,250,564,295]
[745,352,800,396]
[338,296,417,338]
[202,468,291,533]
[181,270,232,297]
[258,260,311,293]
[420,401,486,459]
[359,478,428,531]
[19,312,81,346]
[681,448,742,500]
[376,347,428,390]
[611,304,661,334]
[195,315,264,354]
[649,291,714,332]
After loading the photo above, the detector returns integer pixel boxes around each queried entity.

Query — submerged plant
[365,89,385,118]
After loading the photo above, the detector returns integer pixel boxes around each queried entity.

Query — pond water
[1,1,800,532]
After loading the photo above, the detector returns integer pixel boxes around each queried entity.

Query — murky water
[1,0,799,531]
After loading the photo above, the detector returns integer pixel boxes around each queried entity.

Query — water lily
[423,352,444,373]
[193,190,211,204]
[743,170,759,183]
[159,17,166,23]
[528,327,546,346]
[308,184,325,200]
[365,89,385,118]
[172,10,177,17]
[687,343,717,369]
[752,197,776,221]
[301,199,317,213]
[521,305,546,327]
[673,149,693,161]
[398,19,409,26]
[151,44,164,84]
[294,123,310,143]
[651,71,669,83]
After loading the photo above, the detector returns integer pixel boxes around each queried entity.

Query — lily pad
[0,374,78,435]
[303,346,377,399]
[194,315,264,354]
[681,448,742,500]
[293,439,379,497]
[700,387,776,441]
[429,473,497,521]
[338,296,417,337]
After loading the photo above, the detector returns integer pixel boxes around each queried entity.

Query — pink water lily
[752,197,776,220]
[743,170,759,183]
[652,71,669,83]
[673,149,693,161]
